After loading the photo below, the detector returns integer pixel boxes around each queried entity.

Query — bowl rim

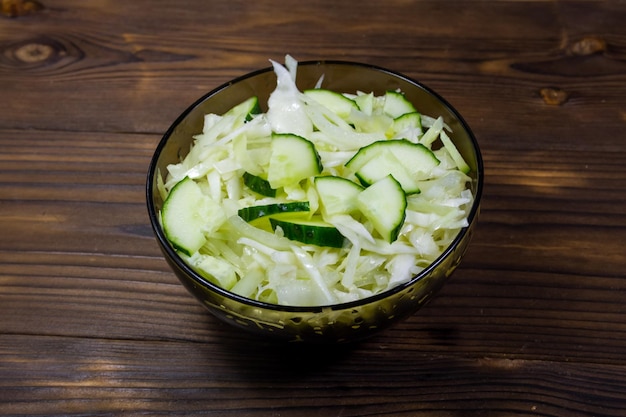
[146,59,484,313]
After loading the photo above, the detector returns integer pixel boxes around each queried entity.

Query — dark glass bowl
[146,61,483,343]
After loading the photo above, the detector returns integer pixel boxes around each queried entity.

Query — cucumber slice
[345,139,440,192]
[225,96,261,121]
[303,89,359,120]
[383,90,417,118]
[243,172,276,197]
[356,175,407,243]
[270,216,346,248]
[314,176,364,217]
[238,201,310,222]
[267,133,323,189]
[162,177,209,256]
[186,253,237,290]
[355,150,421,194]
[354,92,375,115]
[392,112,422,135]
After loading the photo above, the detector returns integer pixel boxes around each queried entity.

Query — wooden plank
[0,0,624,136]
[1,335,626,416]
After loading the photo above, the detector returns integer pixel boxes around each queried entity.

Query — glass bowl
[146,60,483,343]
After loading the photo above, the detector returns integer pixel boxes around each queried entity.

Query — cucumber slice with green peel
[355,150,421,194]
[345,139,440,192]
[346,139,427,172]
[162,177,214,256]
[238,201,310,223]
[392,112,422,135]
[267,133,323,189]
[224,96,261,121]
[389,141,440,178]
[243,172,276,197]
[383,90,417,118]
[354,92,375,115]
[314,176,364,217]
[356,175,407,243]
[185,253,238,290]
[269,216,346,248]
[303,89,359,120]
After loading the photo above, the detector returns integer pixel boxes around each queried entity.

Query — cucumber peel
[238,202,310,222]
[243,172,276,197]
[270,216,345,248]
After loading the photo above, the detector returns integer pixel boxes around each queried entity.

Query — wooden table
[2,0,625,415]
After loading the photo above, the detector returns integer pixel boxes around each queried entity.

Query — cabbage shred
[160,56,474,307]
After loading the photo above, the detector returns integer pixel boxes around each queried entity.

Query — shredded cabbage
[162,55,474,306]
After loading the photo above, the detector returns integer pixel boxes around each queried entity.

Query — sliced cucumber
[383,90,417,118]
[345,139,440,192]
[354,92,375,115]
[162,177,209,256]
[225,96,261,121]
[303,89,359,120]
[267,133,323,189]
[238,201,310,223]
[314,176,364,217]
[392,141,440,178]
[355,150,421,194]
[186,253,237,290]
[392,112,422,135]
[243,172,276,197]
[270,216,345,248]
[356,175,407,243]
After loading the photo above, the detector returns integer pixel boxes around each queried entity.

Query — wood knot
[15,42,54,63]
[1,36,73,70]
[1,0,44,17]
[568,36,607,56]
[539,87,569,106]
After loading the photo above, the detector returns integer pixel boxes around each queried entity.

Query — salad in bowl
[147,56,482,342]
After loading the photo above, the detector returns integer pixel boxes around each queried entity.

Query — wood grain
[1,0,626,415]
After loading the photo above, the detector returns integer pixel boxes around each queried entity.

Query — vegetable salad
[158,56,474,306]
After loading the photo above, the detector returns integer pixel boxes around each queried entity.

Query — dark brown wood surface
[2,0,626,415]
